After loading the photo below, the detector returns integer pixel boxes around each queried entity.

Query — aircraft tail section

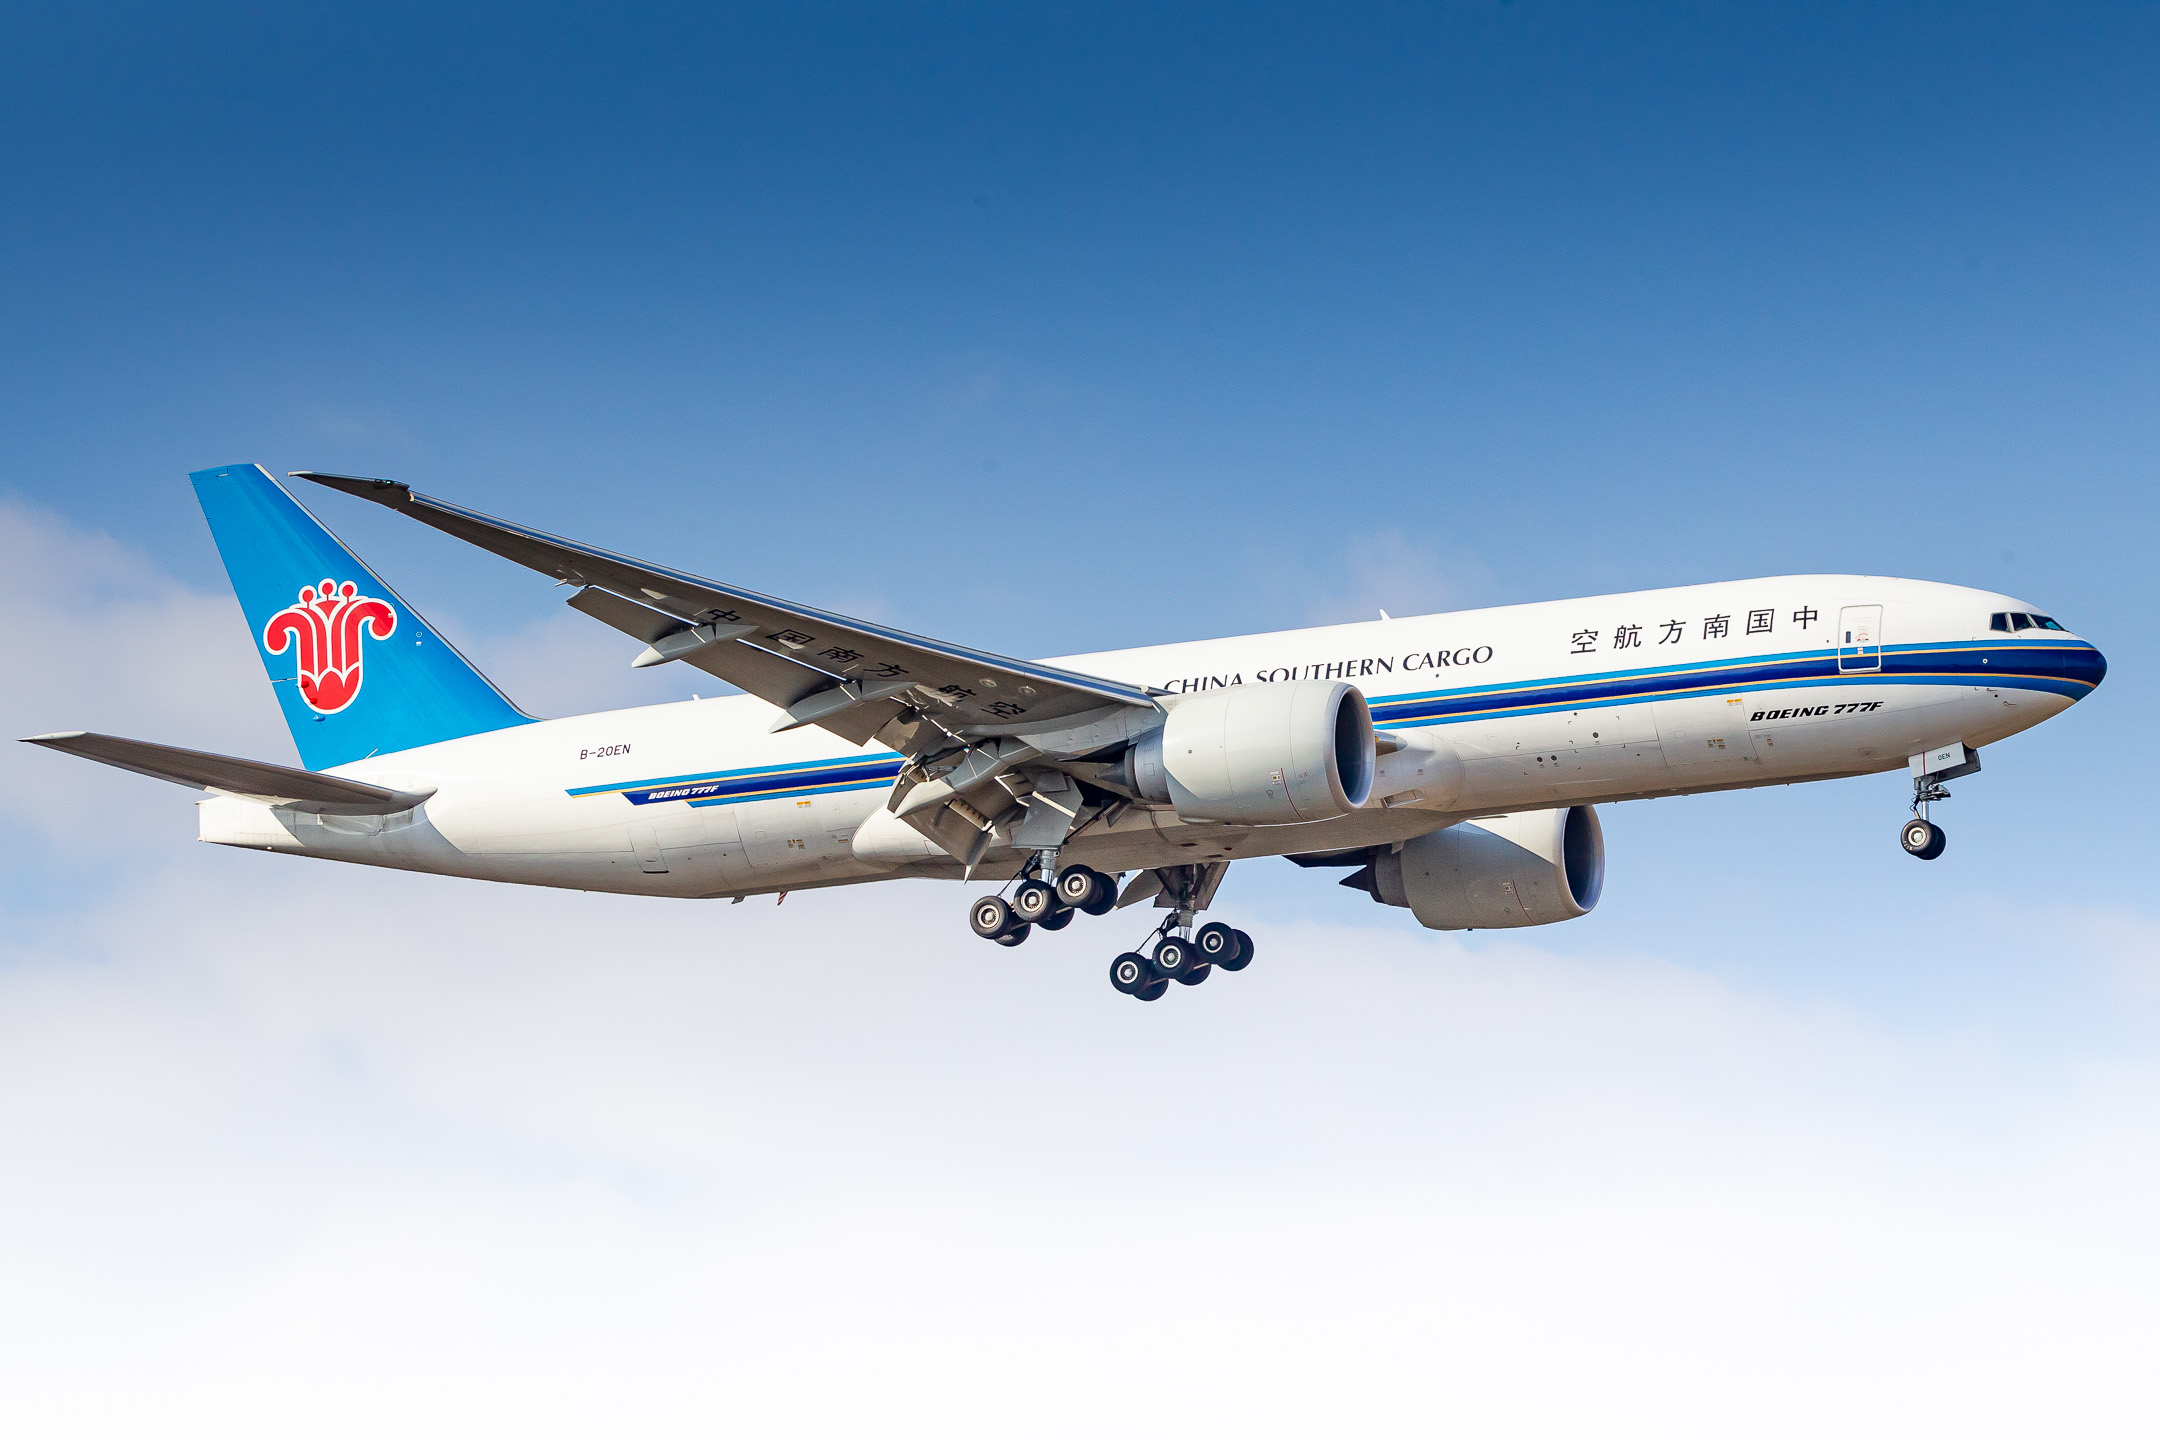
[190,464,531,770]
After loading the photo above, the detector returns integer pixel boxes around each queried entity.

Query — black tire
[1901,819,1946,860]
[993,925,1029,947]
[1217,928,1254,972]
[1013,879,1059,923]
[1134,978,1169,1002]
[1080,886,1118,917]
[1110,952,1148,994]
[1175,963,1212,987]
[1196,922,1239,963]
[969,895,1019,939]
[1037,906,1075,931]
[1056,866,1105,909]
[1150,936,1195,980]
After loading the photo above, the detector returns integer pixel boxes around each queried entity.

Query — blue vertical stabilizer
[191,464,532,770]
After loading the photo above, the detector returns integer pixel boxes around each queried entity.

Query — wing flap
[20,732,434,815]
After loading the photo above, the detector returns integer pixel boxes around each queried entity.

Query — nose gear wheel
[1900,817,1946,860]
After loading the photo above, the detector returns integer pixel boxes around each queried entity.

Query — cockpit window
[1994,611,2069,634]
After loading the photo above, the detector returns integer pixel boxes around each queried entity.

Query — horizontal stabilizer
[19,732,435,815]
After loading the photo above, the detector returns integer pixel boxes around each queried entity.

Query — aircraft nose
[2071,641,2108,694]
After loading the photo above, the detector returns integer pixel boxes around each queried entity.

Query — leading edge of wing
[290,471,1156,715]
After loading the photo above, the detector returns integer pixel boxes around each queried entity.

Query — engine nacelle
[1373,806,1604,930]
[1124,680,1376,825]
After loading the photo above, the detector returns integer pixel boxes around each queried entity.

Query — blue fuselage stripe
[1369,641,2101,727]
[573,756,907,807]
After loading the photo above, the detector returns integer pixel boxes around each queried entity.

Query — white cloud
[0,860,2156,1438]
[0,499,296,849]
[2077,910,2160,1002]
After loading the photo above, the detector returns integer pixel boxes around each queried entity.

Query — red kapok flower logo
[262,579,398,715]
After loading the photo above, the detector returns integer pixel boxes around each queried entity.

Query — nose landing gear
[1900,742,1979,861]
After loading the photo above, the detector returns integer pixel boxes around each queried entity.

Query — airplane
[24,465,2107,1001]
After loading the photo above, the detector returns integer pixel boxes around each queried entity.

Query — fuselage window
[2032,615,2066,631]
[1990,612,2010,632]
[2010,613,2034,631]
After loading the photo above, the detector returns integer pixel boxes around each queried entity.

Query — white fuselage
[197,574,2102,898]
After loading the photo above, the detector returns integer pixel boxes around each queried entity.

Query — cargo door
[1838,605,1883,673]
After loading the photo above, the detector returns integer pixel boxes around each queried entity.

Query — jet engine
[1365,806,1604,930]
[1122,680,1376,825]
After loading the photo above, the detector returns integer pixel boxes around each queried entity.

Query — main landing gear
[968,862,1117,948]
[965,861,1256,1002]
[1106,918,1254,1003]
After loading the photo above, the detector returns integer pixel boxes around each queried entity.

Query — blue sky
[3,5,2156,1434]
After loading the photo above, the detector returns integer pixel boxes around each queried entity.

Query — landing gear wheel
[1057,866,1115,914]
[1150,936,1196,981]
[1012,879,1059,924]
[1900,818,1947,860]
[1134,978,1169,1002]
[1216,928,1255,972]
[969,895,1019,939]
[1110,952,1148,994]
[1037,906,1075,931]
[1196,922,1240,965]
[1175,963,1212,986]
[993,926,1030,947]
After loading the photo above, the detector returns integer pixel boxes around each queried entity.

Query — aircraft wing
[20,732,435,814]
[293,471,1158,750]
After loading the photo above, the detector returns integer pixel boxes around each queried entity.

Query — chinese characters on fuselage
[1570,606,1820,656]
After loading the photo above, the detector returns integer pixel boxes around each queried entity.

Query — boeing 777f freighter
[25,465,2107,1000]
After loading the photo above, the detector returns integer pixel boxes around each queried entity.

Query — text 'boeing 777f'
[25,465,2108,1001]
